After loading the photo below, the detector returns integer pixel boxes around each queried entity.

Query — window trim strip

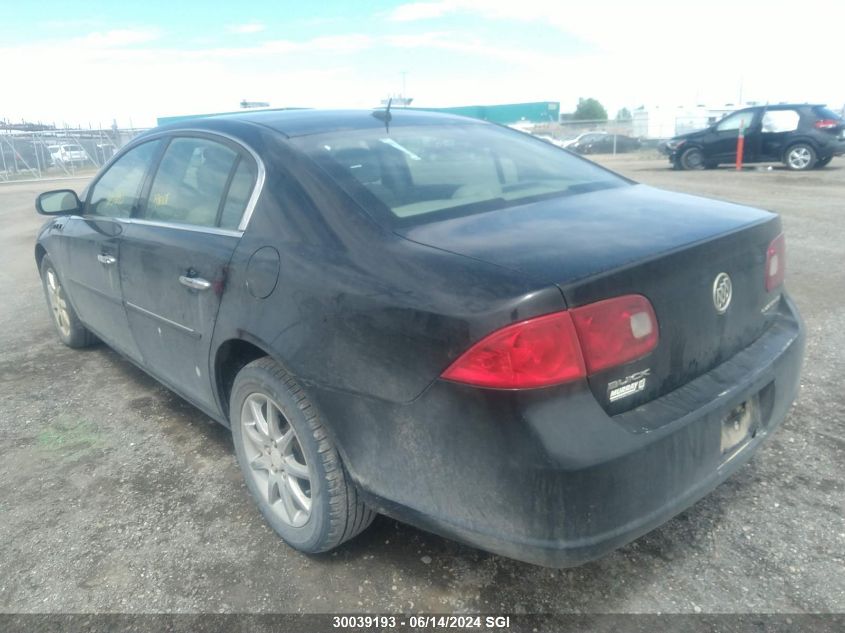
[87,127,266,235]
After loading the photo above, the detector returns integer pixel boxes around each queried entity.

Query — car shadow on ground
[306,454,759,612]
[84,341,763,611]
[632,162,845,174]
[96,343,233,449]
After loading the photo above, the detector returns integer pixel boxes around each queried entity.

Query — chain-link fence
[530,118,648,156]
[0,126,147,182]
[1,113,707,183]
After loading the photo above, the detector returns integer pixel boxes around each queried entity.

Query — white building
[632,104,745,139]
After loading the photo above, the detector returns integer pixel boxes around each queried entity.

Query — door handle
[97,254,117,265]
[179,275,212,290]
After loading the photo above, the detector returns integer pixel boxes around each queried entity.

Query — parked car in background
[563,131,641,154]
[48,144,88,166]
[34,109,804,567]
[560,131,607,149]
[532,134,566,148]
[664,104,845,170]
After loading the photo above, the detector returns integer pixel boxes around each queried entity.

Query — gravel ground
[0,159,843,615]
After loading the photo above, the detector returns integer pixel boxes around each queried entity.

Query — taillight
[441,294,659,389]
[441,312,586,389]
[570,294,658,374]
[814,119,840,130]
[765,233,786,291]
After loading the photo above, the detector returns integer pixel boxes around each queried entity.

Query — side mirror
[36,189,82,216]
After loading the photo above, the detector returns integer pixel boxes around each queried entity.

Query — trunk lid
[396,184,783,413]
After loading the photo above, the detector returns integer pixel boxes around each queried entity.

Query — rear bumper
[310,294,805,567]
[820,138,845,157]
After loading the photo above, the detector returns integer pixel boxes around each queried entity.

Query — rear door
[758,108,801,160]
[119,134,258,408]
[60,139,162,360]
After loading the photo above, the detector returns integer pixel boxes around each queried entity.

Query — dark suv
[664,104,845,170]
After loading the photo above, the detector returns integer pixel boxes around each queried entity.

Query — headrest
[332,147,381,185]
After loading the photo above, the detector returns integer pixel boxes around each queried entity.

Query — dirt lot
[0,159,843,615]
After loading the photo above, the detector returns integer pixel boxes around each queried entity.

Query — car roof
[157,108,490,138]
[744,103,825,110]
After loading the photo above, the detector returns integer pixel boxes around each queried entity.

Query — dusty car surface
[34,109,804,567]
[664,104,845,170]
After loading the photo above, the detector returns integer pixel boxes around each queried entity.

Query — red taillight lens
[441,311,586,389]
[765,233,786,291]
[442,294,660,389]
[570,294,659,374]
[814,119,840,129]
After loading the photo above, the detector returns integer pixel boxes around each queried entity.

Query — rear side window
[87,140,161,218]
[139,136,258,230]
[761,110,799,133]
[219,158,258,230]
[143,138,238,227]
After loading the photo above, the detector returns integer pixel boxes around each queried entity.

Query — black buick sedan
[34,109,804,567]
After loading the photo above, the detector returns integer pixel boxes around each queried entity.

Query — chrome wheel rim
[788,147,811,169]
[241,393,312,527]
[45,269,71,338]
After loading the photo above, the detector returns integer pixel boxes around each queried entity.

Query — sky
[2,0,844,128]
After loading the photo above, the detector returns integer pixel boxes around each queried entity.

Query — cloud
[187,34,375,59]
[387,2,456,22]
[385,31,558,67]
[71,28,160,48]
[228,23,266,34]
[3,6,843,129]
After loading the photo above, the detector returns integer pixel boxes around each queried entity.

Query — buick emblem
[712,272,732,314]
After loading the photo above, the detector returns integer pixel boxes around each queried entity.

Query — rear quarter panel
[209,134,565,409]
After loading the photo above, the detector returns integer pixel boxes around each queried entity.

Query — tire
[815,156,832,168]
[39,255,96,348]
[230,357,375,553]
[679,147,705,170]
[784,143,817,170]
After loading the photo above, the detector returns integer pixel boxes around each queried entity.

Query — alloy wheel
[787,146,812,169]
[240,393,312,528]
[45,269,71,338]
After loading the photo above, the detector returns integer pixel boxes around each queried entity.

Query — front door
[119,135,258,408]
[709,110,759,163]
[61,139,162,360]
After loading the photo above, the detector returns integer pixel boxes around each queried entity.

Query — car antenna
[372,97,392,133]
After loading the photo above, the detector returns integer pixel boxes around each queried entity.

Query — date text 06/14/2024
[331,615,512,629]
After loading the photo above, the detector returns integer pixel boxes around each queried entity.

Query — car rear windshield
[814,106,843,120]
[291,122,628,223]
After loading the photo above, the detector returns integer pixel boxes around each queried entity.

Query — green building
[157,102,560,127]
[417,101,560,125]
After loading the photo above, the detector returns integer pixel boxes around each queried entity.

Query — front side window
[716,111,754,133]
[87,140,161,218]
[292,123,626,223]
[142,138,240,227]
